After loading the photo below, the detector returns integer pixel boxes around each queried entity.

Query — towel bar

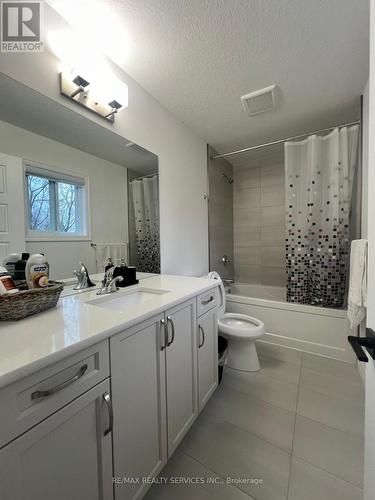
[348,328,375,362]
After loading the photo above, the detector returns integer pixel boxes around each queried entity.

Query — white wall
[364,2,375,497]
[362,82,369,242]
[0,4,209,277]
[0,119,128,279]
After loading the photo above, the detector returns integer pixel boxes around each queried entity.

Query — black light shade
[108,99,123,110]
[73,75,90,88]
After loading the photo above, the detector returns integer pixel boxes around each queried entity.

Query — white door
[0,379,113,500]
[110,315,167,500]
[197,307,218,412]
[0,153,26,259]
[365,3,375,498]
[165,299,198,455]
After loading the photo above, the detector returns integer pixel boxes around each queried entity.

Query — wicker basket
[0,281,64,321]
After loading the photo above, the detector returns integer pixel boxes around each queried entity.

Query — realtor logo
[1,0,44,52]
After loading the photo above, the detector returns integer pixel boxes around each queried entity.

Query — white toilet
[208,272,265,372]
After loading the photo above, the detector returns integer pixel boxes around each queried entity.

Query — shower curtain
[129,174,160,273]
[285,125,359,307]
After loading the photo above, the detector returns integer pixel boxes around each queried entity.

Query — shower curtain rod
[131,172,158,181]
[211,120,360,160]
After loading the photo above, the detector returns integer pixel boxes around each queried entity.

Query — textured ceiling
[50,0,369,155]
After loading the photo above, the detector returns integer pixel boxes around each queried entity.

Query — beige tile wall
[234,158,285,286]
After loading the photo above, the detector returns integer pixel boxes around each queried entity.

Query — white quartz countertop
[0,275,217,388]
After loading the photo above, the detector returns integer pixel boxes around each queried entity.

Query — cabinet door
[198,308,218,412]
[110,315,167,500]
[0,379,113,500]
[165,299,198,455]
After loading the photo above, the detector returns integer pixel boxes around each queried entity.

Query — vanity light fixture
[59,71,128,123]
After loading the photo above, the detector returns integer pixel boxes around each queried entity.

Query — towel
[93,243,129,273]
[347,239,367,329]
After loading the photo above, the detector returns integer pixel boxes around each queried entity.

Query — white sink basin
[87,287,170,313]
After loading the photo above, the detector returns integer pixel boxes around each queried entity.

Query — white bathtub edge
[226,293,348,319]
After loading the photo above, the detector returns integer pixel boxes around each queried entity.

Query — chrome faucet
[96,267,123,295]
[73,262,95,290]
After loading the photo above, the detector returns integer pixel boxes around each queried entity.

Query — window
[25,165,88,238]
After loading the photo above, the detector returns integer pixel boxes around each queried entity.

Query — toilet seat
[219,313,264,340]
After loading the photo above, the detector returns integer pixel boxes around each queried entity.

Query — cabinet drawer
[197,287,217,317]
[0,340,109,448]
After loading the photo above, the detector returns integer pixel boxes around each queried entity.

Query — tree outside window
[26,172,85,236]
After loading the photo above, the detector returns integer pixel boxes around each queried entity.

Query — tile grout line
[291,455,364,492]
[221,379,297,414]
[296,387,365,439]
[177,449,257,500]
[286,354,302,500]
[257,350,303,367]
[292,412,365,441]
[299,366,364,391]
[203,408,294,456]
[226,364,300,387]
[220,374,298,414]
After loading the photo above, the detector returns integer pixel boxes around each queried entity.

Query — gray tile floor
[146,345,364,500]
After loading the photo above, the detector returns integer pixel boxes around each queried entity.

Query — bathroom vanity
[0,275,218,500]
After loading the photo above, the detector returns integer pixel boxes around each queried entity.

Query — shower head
[222,173,233,184]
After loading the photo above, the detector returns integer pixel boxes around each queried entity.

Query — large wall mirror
[0,72,159,280]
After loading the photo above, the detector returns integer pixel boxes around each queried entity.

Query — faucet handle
[73,261,95,289]
[108,275,123,293]
[103,266,115,284]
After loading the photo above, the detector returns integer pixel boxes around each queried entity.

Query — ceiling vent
[241,84,278,117]
[125,142,149,154]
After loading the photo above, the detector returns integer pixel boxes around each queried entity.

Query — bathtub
[226,283,355,363]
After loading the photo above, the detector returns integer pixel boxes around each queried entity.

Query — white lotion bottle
[26,254,50,289]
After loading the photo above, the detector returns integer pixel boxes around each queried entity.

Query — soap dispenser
[104,258,114,273]
[113,259,128,287]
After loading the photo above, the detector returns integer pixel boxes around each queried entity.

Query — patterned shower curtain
[129,174,160,273]
[285,125,359,307]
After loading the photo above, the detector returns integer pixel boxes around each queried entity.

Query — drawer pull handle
[103,392,113,436]
[167,316,175,346]
[201,296,214,305]
[198,325,205,348]
[31,364,88,400]
[160,319,167,351]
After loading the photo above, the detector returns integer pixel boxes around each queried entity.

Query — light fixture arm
[70,86,85,98]
[105,108,118,119]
